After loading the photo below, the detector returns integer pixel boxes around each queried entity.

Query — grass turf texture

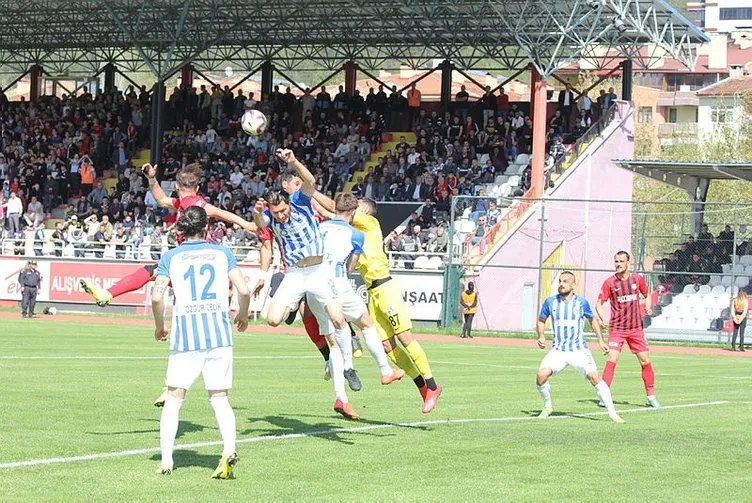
[0,317,750,501]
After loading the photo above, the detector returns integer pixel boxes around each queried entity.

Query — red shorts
[608,329,649,354]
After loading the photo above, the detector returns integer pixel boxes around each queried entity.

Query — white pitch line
[0,400,731,469]
[0,355,320,361]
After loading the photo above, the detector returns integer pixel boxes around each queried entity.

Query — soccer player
[306,192,405,388]
[536,271,624,423]
[151,206,250,478]
[253,148,359,420]
[596,251,660,408]
[314,193,442,414]
[81,163,256,307]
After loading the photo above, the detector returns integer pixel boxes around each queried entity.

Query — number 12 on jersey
[183,264,217,301]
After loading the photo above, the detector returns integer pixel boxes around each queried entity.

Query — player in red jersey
[80,163,257,307]
[596,251,660,408]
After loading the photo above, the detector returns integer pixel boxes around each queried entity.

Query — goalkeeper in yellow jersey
[314,192,442,413]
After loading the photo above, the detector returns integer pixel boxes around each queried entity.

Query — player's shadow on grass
[148,450,220,470]
[86,419,215,438]
[576,398,642,407]
[520,410,600,421]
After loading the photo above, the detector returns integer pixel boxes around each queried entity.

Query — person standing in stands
[460,282,478,339]
[731,291,748,352]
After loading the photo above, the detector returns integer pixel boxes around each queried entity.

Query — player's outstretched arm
[590,317,608,354]
[312,197,335,220]
[277,148,315,196]
[229,268,250,331]
[536,318,547,349]
[144,165,176,210]
[151,275,170,342]
[252,198,270,230]
[312,190,335,213]
[205,204,257,233]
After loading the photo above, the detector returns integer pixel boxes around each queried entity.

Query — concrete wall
[471,101,635,332]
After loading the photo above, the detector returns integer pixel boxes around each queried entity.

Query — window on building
[668,108,677,123]
[635,72,662,89]
[711,107,731,124]
[720,8,752,21]
[638,107,653,124]
[666,73,723,92]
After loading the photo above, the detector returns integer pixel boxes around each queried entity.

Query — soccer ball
[48,307,57,315]
[241,110,268,137]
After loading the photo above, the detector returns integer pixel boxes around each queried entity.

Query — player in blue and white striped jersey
[151,206,251,478]
[535,271,624,423]
[253,148,359,421]
[307,193,405,388]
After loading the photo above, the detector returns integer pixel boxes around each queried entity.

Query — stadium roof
[0,0,710,79]
[614,160,752,183]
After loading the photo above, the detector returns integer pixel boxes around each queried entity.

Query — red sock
[302,313,327,350]
[602,360,616,387]
[108,266,153,299]
[641,362,655,396]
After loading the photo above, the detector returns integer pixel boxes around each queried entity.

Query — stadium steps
[344,132,416,192]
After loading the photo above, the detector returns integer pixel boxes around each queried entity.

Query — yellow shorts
[368,279,413,341]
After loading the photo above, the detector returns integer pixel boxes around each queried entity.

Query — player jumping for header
[536,271,624,423]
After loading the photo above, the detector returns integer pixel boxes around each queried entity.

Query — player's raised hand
[253,198,266,214]
[275,148,295,163]
[537,336,546,349]
[154,327,168,342]
[235,316,249,332]
[141,163,158,178]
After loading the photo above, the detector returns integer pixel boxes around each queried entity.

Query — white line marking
[0,355,320,361]
[0,401,731,469]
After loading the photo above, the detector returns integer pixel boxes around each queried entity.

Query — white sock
[537,382,552,410]
[334,326,353,371]
[362,325,392,376]
[595,381,617,414]
[328,341,348,402]
[209,395,237,457]
[159,394,183,468]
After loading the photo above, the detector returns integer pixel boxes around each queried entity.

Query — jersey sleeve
[290,189,312,207]
[581,298,594,319]
[598,280,612,302]
[538,298,551,320]
[170,197,180,209]
[223,247,239,271]
[350,227,365,255]
[261,208,272,226]
[156,251,171,277]
[258,226,273,241]
[638,275,648,296]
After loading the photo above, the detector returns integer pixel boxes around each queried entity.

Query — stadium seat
[741,255,752,265]
[722,264,732,274]
[515,154,530,165]
[507,175,521,187]
[722,275,733,287]
[428,256,443,269]
[735,276,750,288]
[733,264,745,274]
[711,285,726,295]
[495,175,509,185]
[698,285,711,294]
[744,265,752,275]
[414,256,431,269]
[683,284,697,294]
[708,275,721,287]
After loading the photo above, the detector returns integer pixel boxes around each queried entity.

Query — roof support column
[344,61,357,96]
[30,65,42,103]
[104,64,116,93]
[621,59,633,102]
[261,61,273,101]
[181,64,193,89]
[150,81,166,168]
[530,66,548,198]
[440,60,453,114]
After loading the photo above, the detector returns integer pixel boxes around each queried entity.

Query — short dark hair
[358,197,378,216]
[560,270,576,281]
[615,250,631,260]
[176,164,202,189]
[279,171,297,185]
[335,193,358,213]
[176,206,208,239]
[264,189,290,206]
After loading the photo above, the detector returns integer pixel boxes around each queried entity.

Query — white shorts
[165,346,233,391]
[307,278,367,335]
[539,349,597,378]
[272,263,336,312]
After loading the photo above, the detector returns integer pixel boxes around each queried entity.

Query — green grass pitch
[0,316,750,501]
